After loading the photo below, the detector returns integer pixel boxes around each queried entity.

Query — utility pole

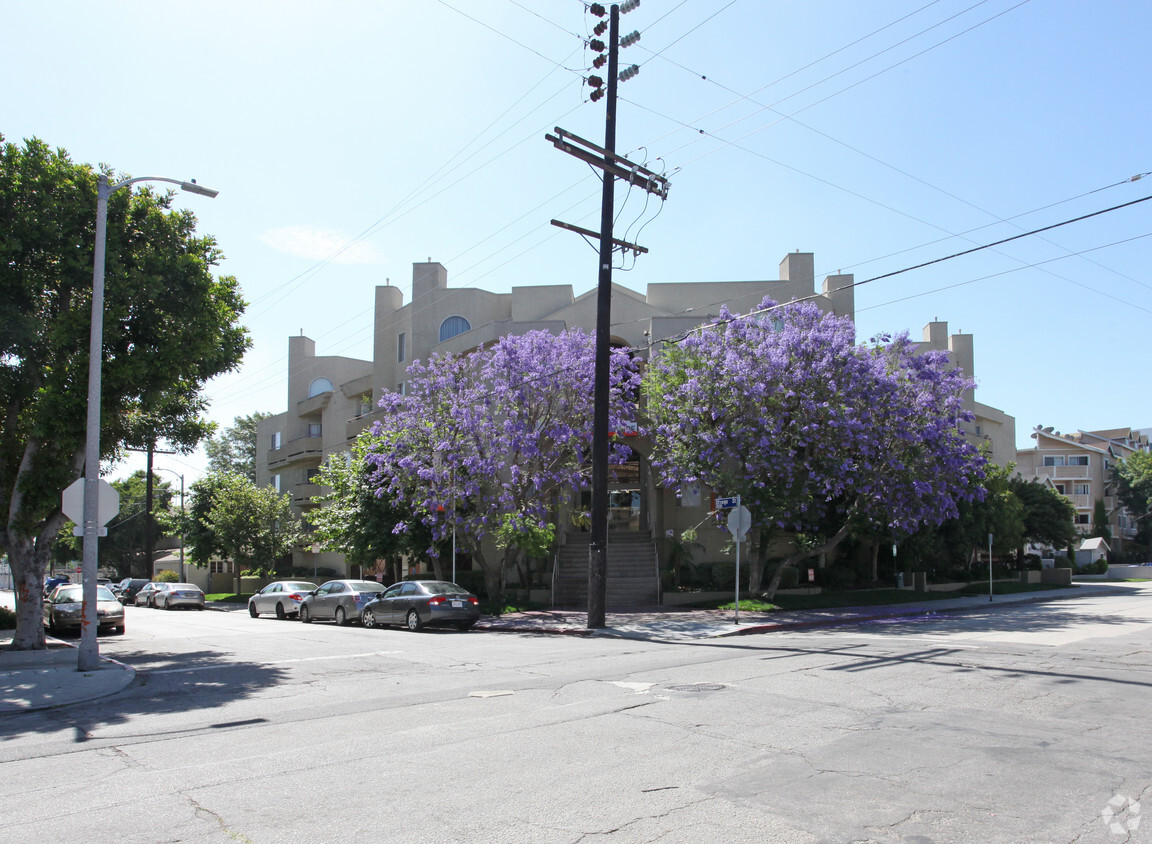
[548,0,669,628]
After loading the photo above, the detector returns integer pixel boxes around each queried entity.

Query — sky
[4,0,1150,488]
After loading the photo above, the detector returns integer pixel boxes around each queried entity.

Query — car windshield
[171,584,200,591]
[420,581,469,596]
[348,581,385,592]
[55,586,117,602]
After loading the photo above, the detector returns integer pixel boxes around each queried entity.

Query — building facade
[257,252,1011,586]
[1015,426,1150,557]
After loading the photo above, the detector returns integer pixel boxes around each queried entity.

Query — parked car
[155,583,205,610]
[298,580,386,626]
[361,580,481,632]
[134,582,165,607]
[43,575,71,597]
[248,581,319,619]
[43,584,125,635]
[114,578,150,605]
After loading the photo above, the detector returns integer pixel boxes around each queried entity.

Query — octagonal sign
[62,478,119,526]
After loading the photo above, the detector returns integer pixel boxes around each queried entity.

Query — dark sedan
[44,584,125,635]
[361,580,480,632]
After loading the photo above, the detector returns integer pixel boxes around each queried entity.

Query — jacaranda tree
[367,329,641,606]
[644,299,987,597]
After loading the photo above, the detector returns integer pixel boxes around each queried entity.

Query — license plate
[451,600,463,608]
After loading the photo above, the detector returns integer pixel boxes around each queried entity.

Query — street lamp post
[79,174,217,671]
[154,468,186,582]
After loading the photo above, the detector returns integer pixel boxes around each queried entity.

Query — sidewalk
[0,582,1136,714]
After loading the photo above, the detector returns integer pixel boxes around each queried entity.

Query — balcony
[267,435,323,469]
[292,482,322,506]
[347,408,384,440]
[1037,464,1089,480]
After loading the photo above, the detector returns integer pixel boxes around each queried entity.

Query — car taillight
[468,597,479,605]
[288,593,304,601]
[428,596,446,606]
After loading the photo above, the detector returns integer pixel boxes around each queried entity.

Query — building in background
[1015,426,1151,557]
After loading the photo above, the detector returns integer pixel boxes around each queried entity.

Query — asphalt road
[1,588,1150,843]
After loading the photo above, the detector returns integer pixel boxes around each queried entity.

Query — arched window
[308,377,334,397]
[439,315,471,342]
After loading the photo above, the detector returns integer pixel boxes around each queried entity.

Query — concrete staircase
[552,531,660,609]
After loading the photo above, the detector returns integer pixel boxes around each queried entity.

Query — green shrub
[0,606,14,630]
[153,569,180,583]
[818,565,857,591]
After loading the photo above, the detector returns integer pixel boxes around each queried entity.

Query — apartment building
[1015,426,1151,556]
[257,251,1011,580]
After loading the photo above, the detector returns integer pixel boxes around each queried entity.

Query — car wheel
[275,603,286,620]
[456,621,475,632]
[335,607,347,627]
[249,603,259,618]
[362,609,376,629]
[300,605,312,624]
[406,609,423,632]
[164,598,174,610]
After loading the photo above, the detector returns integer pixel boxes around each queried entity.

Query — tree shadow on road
[0,647,289,742]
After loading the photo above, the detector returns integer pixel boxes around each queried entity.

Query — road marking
[469,690,514,698]
[150,650,401,675]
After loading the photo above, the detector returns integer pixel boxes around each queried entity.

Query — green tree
[205,412,271,481]
[1115,451,1152,548]
[88,471,176,579]
[1090,498,1112,543]
[0,137,249,649]
[206,473,306,596]
[1008,475,1076,556]
[310,431,434,582]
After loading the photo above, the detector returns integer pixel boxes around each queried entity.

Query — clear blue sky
[4,0,1150,486]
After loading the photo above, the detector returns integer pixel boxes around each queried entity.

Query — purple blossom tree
[366,329,640,606]
[644,299,987,598]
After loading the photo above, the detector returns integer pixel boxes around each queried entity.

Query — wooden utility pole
[547,1,669,628]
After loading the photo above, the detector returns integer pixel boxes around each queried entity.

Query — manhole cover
[665,683,726,692]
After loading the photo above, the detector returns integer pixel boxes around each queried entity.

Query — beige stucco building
[257,251,1012,597]
[1015,426,1150,556]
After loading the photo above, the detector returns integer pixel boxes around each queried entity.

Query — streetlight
[79,174,218,672]
[154,467,186,583]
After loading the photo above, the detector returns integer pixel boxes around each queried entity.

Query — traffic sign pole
[720,496,752,625]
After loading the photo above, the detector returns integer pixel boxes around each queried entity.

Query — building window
[271,431,281,450]
[1074,483,1089,496]
[1068,455,1089,466]
[398,332,406,363]
[1054,484,1065,495]
[308,422,322,438]
[397,382,406,395]
[1043,456,1065,467]
[439,315,471,342]
[272,474,281,492]
[210,560,233,574]
[308,377,334,397]
[306,468,320,482]
[1075,514,1090,525]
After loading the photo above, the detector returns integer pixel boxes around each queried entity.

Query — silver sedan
[155,583,205,610]
[298,580,386,626]
[248,581,319,619]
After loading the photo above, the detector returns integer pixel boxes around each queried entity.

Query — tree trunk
[472,547,506,611]
[871,541,879,582]
[6,512,67,651]
[748,528,770,594]
[763,520,855,601]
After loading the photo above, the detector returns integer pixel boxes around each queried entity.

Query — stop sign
[62,478,119,526]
